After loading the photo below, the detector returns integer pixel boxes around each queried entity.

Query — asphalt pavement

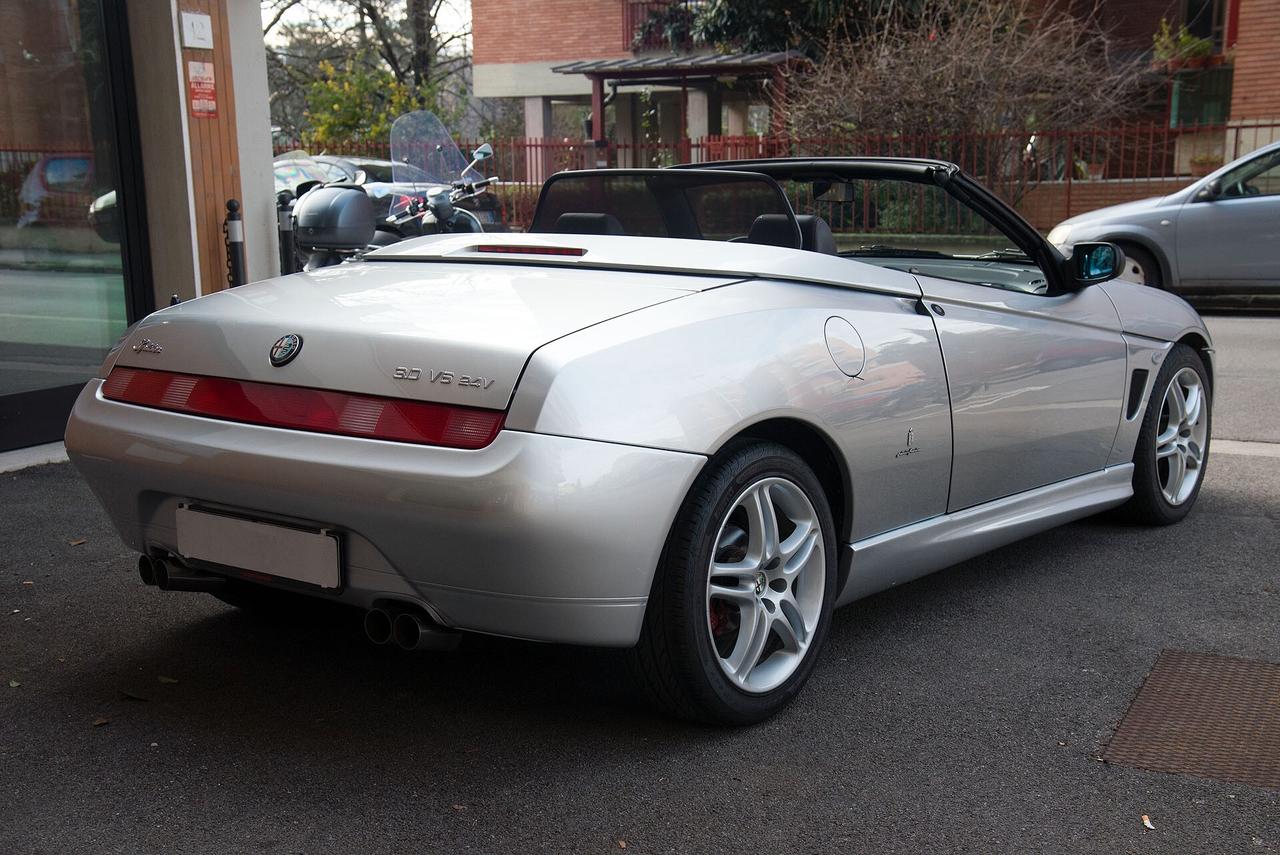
[2,315,1278,854]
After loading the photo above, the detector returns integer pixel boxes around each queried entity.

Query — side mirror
[1194,178,1221,202]
[464,143,494,178]
[813,180,855,203]
[87,190,119,244]
[352,169,369,185]
[1070,242,1125,287]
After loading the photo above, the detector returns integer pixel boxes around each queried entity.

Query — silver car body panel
[914,274,1127,510]
[1099,279,1218,349]
[1106,334,1174,468]
[507,278,954,541]
[66,380,704,646]
[109,260,726,411]
[65,232,1214,647]
[838,464,1134,605]
[369,232,925,298]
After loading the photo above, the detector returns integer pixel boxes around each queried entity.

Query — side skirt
[836,464,1134,606]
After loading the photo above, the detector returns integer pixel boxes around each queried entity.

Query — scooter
[377,143,497,243]
[292,115,498,270]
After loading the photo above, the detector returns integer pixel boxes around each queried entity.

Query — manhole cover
[1105,650,1280,790]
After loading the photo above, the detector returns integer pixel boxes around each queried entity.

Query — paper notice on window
[188,61,217,118]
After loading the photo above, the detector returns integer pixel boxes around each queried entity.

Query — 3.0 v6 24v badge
[393,367,495,389]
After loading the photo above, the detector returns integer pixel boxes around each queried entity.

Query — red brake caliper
[709,599,731,637]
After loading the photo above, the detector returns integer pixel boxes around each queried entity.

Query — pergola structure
[551,51,806,143]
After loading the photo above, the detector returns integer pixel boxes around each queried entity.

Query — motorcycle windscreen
[389,111,483,187]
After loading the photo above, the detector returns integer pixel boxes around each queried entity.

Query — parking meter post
[224,199,246,288]
[277,192,296,276]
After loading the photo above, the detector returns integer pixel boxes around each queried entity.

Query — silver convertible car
[66,159,1214,724]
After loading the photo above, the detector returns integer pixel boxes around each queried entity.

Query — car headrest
[794,215,838,254]
[553,212,625,235]
[746,214,802,249]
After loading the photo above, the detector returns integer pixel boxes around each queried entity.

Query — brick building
[472,0,1280,144]
[473,0,789,151]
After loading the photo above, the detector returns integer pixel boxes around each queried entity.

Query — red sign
[188,61,217,118]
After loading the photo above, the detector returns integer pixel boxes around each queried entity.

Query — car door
[1176,147,1280,291]
[915,276,1127,510]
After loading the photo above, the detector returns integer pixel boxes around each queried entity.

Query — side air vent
[1126,369,1150,420]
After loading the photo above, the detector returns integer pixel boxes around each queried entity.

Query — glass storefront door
[0,0,148,450]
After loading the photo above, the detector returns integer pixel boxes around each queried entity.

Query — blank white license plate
[175,506,341,589]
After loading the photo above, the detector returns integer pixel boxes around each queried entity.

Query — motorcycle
[378,111,497,242]
[291,111,498,270]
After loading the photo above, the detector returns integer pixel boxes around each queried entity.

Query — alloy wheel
[1155,366,1208,506]
[705,477,825,694]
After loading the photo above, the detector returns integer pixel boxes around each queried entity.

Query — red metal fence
[281,120,1280,233]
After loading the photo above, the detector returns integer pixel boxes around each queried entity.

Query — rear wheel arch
[717,418,851,593]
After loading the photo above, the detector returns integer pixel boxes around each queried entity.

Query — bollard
[223,198,246,288]
[277,192,297,275]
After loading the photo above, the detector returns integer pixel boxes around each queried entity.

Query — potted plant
[1189,152,1223,177]
[1152,19,1218,71]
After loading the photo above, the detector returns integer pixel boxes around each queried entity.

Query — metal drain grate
[1105,650,1280,790]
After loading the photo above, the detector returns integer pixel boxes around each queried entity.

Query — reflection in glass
[0,0,129,399]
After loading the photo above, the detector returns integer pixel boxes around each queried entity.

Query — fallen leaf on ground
[69,538,86,546]
[157,675,179,684]
[21,581,32,586]
[8,680,19,688]
[92,718,109,727]
[10,609,18,615]
[120,690,149,702]
[1142,815,1156,830]
[618,841,628,849]
[450,804,466,812]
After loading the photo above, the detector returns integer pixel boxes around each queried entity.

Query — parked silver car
[1048,141,1280,296]
[66,160,1214,724]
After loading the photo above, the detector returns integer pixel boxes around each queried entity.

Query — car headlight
[1046,224,1072,247]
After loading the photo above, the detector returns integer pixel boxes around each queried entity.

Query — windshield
[389,111,482,187]
[776,176,1048,294]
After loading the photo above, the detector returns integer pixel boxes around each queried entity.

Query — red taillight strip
[474,244,586,256]
[102,367,504,450]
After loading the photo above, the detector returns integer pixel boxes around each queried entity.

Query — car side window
[783,178,1052,295]
[1218,150,1280,199]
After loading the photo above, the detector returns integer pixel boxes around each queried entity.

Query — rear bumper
[65,380,705,646]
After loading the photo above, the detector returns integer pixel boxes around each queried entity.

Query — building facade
[0,0,275,451]
[474,0,1280,142]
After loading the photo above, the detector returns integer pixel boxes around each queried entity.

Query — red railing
[275,120,1280,232]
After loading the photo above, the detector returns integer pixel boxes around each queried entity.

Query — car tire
[1117,344,1211,526]
[629,441,837,725]
[1115,242,1163,289]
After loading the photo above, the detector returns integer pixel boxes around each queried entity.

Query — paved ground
[2,316,1278,854]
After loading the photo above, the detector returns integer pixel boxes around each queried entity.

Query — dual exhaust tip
[138,554,225,592]
[364,607,460,652]
[140,554,457,652]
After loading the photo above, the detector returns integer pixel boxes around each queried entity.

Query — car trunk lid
[114,261,729,411]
